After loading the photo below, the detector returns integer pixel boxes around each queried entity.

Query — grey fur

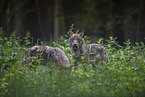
[21,46,71,68]
[87,44,109,64]
[69,31,109,66]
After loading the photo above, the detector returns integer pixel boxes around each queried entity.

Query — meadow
[0,28,145,97]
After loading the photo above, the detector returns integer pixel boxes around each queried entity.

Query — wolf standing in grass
[21,46,72,68]
[68,30,109,67]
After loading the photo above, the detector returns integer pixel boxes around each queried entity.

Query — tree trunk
[112,0,124,45]
[54,0,59,40]
[136,0,145,42]
[54,0,65,40]
[109,0,113,36]
[13,0,24,36]
[35,0,53,42]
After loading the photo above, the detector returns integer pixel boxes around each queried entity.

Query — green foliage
[0,28,145,97]
[22,31,33,46]
[0,29,31,93]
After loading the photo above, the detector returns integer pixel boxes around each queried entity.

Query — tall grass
[0,28,145,97]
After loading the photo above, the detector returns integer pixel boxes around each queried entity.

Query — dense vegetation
[0,28,145,97]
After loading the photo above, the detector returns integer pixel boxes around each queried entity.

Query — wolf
[68,31,87,66]
[87,43,109,65]
[21,46,73,68]
[68,30,109,66]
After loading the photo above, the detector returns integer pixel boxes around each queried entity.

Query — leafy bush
[0,29,32,95]
[0,28,145,97]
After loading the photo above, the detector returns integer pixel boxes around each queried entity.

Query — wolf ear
[70,30,74,36]
[79,30,84,37]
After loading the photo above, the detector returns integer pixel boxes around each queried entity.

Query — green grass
[0,29,145,97]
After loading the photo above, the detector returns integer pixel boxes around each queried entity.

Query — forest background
[0,0,145,45]
[0,0,145,96]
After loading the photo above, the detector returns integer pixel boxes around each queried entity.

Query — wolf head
[68,30,86,55]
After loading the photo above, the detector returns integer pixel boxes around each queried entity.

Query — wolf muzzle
[73,43,79,52]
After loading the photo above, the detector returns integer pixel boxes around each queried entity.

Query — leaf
[2,77,6,81]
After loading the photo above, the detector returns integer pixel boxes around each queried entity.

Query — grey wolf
[21,46,72,68]
[68,30,109,66]
[87,44,109,65]
[68,31,87,66]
